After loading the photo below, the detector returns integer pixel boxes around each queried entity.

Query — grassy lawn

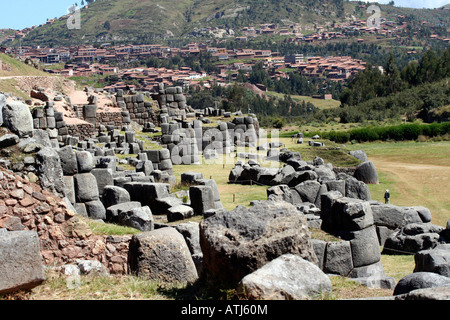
[267,91,341,110]
[171,153,275,211]
[346,140,450,227]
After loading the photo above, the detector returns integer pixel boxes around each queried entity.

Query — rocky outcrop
[2,101,34,138]
[128,227,198,283]
[0,229,46,294]
[238,254,332,300]
[199,200,317,288]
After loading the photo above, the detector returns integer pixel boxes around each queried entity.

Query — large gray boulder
[414,244,450,277]
[105,201,141,223]
[383,223,443,255]
[91,168,114,196]
[189,185,216,215]
[199,200,318,287]
[73,173,99,203]
[320,192,373,233]
[175,222,203,276]
[393,272,450,296]
[167,205,194,222]
[343,175,371,200]
[349,150,368,162]
[342,226,381,268]
[294,180,321,203]
[395,286,450,300]
[353,161,379,184]
[76,151,94,173]
[323,240,353,276]
[124,182,170,212]
[84,199,106,220]
[102,185,131,209]
[57,146,78,175]
[2,101,33,137]
[32,129,52,148]
[267,184,302,206]
[0,93,5,125]
[118,206,154,231]
[0,230,46,294]
[181,172,204,184]
[128,227,198,283]
[370,202,424,230]
[238,254,332,300]
[35,147,66,198]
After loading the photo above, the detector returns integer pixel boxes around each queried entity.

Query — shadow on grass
[156,277,243,300]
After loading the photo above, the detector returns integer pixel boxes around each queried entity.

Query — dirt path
[370,156,450,226]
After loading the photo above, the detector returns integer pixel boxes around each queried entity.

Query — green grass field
[346,140,450,227]
[267,91,341,110]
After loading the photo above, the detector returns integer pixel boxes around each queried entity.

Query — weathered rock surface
[353,161,379,184]
[199,200,318,287]
[128,227,198,283]
[118,206,154,231]
[2,102,34,137]
[238,254,332,300]
[414,244,450,277]
[35,147,66,198]
[393,272,450,296]
[0,230,46,294]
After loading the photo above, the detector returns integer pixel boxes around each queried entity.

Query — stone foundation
[0,167,130,274]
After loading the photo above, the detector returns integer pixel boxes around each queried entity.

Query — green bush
[316,122,450,144]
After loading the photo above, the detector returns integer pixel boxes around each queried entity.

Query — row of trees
[307,122,450,144]
[341,47,450,108]
[186,82,318,127]
[239,62,344,99]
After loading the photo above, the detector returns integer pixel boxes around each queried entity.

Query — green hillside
[15,0,358,46]
[7,0,449,47]
[0,53,49,77]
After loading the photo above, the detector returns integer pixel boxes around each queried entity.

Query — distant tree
[383,54,406,95]
[104,21,111,31]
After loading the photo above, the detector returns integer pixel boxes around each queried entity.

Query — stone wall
[115,90,158,126]
[32,101,67,147]
[161,115,260,165]
[0,167,130,274]
[96,111,130,129]
[152,84,188,120]
[66,123,96,141]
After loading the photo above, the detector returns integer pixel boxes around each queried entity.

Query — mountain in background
[9,0,360,46]
[6,0,450,47]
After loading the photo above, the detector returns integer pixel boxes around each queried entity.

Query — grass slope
[0,53,49,77]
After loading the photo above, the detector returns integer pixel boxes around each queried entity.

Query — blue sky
[355,0,449,8]
[1,0,449,30]
[0,0,78,29]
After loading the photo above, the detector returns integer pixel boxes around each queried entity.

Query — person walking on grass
[384,189,390,204]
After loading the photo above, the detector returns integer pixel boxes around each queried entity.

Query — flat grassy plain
[346,140,450,227]
[266,91,342,110]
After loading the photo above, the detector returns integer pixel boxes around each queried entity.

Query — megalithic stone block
[0,230,46,294]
